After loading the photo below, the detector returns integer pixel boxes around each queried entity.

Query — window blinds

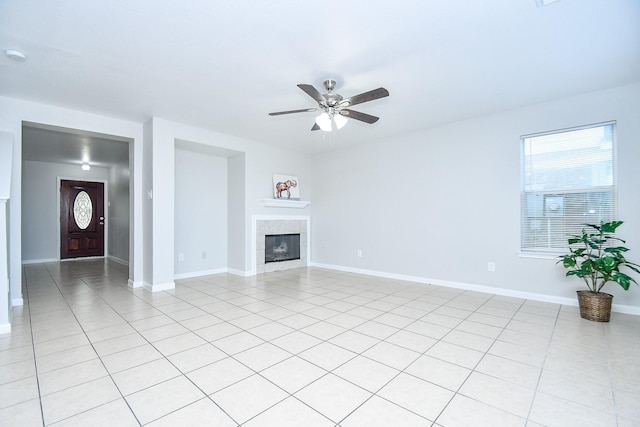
[521,122,616,252]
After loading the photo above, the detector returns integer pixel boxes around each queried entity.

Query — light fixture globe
[333,113,348,130]
[315,112,332,132]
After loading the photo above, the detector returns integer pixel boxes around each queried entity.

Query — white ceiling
[2,0,639,161]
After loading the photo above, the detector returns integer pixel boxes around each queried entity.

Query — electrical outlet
[488,261,495,272]
[178,253,184,262]
[357,249,362,257]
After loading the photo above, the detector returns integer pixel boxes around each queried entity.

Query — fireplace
[253,216,309,274]
[265,233,301,263]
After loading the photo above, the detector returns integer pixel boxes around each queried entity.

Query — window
[520,122,615,253]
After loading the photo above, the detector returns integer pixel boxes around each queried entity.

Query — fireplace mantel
[260,199,310,208]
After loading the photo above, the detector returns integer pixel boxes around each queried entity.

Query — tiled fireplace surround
[253,216,310,274]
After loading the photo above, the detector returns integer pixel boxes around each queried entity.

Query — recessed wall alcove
[174,139,245,278]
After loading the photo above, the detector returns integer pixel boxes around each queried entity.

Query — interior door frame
[57,176,109,261]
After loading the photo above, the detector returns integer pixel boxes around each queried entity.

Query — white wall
[144,118,176,291]
[0,97,312,303]
[142,118,154,286]
[0,96,144,303]
[242,143,313,272]
[148,118,312,281]
[174,146,228,276]
[108,162,130,264]
[227,153,245,273]
[5,82,638,317]
[21,161,110,262]
[0,132,13,332]
[311,83,640,312]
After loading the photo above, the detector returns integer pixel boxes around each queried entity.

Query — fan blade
[297,84,326,104]
[340,109,380,124]
[269,108,317,116]
[340,87,389,107]
[311,123,320,131]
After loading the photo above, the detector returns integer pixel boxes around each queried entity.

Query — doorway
[60,180,105,259]
[21,123,131,265]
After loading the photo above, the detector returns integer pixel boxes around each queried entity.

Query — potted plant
[558,221,640,322]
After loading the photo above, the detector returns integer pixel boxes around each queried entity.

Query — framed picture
[273,174,300,200]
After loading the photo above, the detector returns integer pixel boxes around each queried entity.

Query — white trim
[23,256,119,265]
[308,262,640,316]
[521,120,617,139]
[260,199,311,209]
[517,251,559,260]
[0,198,9,330]
[108,255,129,266]
[251,215,311,276]
[227,268,252,277]
[174,268,227,280]
[61,256,105,262]
[251,218,256,275]
[0,323,10,335]
[21,258,58,265]
[11,298,23,307]
[142,281,175,292]
[128,279,143,288]
[612,303,640,316]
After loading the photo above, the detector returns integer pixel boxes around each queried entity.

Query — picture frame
[272,174,300,200]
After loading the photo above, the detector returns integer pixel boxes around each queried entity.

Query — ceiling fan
[269,80,389,132]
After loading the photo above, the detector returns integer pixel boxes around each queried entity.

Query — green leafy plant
[558,221,640,293]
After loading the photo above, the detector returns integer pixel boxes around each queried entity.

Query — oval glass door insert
[73,191,93,229]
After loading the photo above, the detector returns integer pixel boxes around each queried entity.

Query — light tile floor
[1,259,639,426]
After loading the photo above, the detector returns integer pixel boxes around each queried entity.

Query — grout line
[11,261,633,426]
[39,260,144,426]
[20,264,46,427]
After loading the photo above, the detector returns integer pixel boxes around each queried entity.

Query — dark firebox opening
[265,233,301,263]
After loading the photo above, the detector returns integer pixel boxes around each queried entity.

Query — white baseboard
[11,298,23,307]
[21,258,58,265]
[108,256,129,266]
[309,262,640,316]
[227,268,252,277]
[174,268,227,280]
[61,256,105,262]
[611,303,640,316]
[172,267,291,278]
[0,323,10,335]
[128,279,143,288]
[143,281,175,292]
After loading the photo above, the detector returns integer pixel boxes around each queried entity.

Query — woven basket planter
[577,290,613,322]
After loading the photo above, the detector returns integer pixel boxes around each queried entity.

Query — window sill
[517,251,562,260]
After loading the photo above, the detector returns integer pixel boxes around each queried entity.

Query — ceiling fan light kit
[315,112,332,132]
[270,79,389,132]
[313,110,348,132]
[333,113,348,130]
